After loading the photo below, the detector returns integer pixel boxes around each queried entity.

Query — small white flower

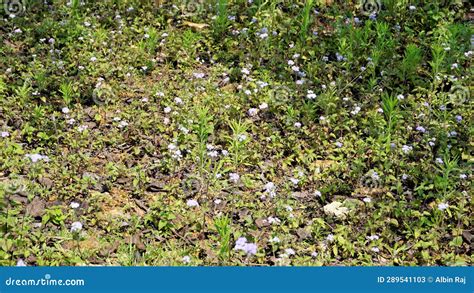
[241,68,250,75]
[269,236,281,243]
[174,97,183,105]
[435,157,444,165]
[306,90,317,99]
[1,131,10,138]
[248,108,259,117]
[291,65,300,72]
[118,120,129,128]
[267,216,281,225]
[229,173,240,183]
[90,56,97,62]
[237,134,247,142]
[182,255,191,264]
[289,178,299,185]
[326,234,334,242]
[259,103,268,110]
[25,154,49,163]
[314,190,322,197]
[351,106,361,115]
[186,199,199,207]
[285,248,296,255]
[221,150,229,156]
[168,143,177,151]
[371,247,380,253]
[401,145,412,154]
[77,125,88,132]
[70,202,80,209]
[363,197,372,203]
[459,174,467,180]
[397,94,405,100]
[62,107,70,114]
[366,235,379,241]
[67,118,76,125]
[437,202,449,211]
[287,60,295,66]
[207,150,219,158]
[164,106,172,113]
[16,259,27,266]
[296,79,305,85]
[264,182,275,192]
[294,122,302,128]
[178,125,189,134]
[70,221,83,232]
[408,5,416,10]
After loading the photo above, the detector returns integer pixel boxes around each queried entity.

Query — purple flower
[70,221,83,233]
[16,259,27,266]
[336,53,345,62]
[182,256,191,264]
[401,145,412,154]
[437,202,449,211]
[234,237,257,255]
[186,199,199,208]
[416,126,426,133]
[25,154,49,163]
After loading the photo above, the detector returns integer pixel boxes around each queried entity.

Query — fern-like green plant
[400,44,422,82]
[300,0,314,40]
[214,215,231,263]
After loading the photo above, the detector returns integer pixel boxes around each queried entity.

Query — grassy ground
[0,0,472,266]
